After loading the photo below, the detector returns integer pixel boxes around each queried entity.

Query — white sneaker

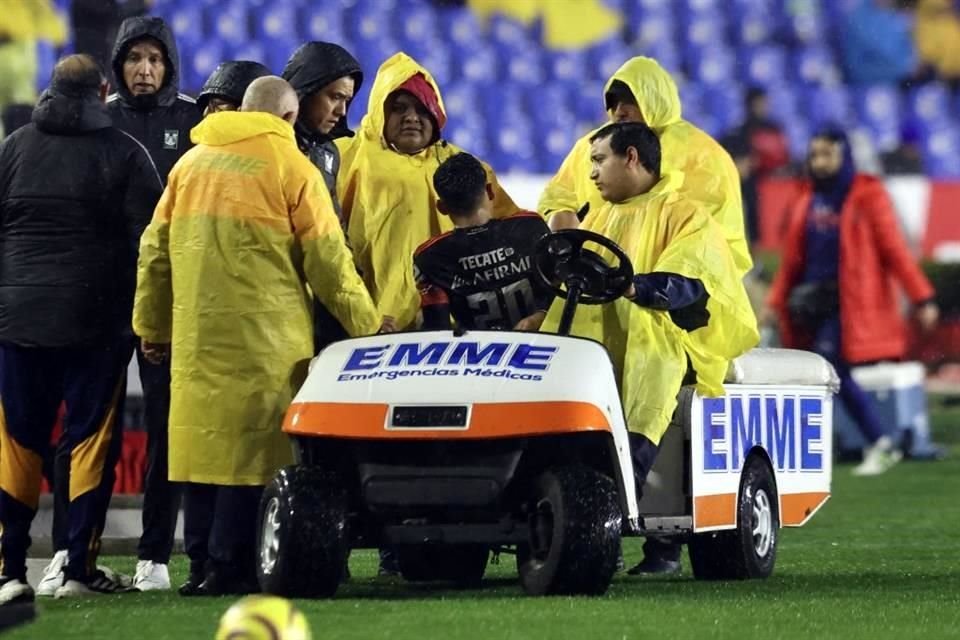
[35,549,68,597]
[133,560,170,591]
[54,570,132,599]
[852,435,903,476]
[0,577,35,605]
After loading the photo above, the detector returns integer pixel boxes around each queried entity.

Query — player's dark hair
[590,122,661,176]
[433,152,488,217]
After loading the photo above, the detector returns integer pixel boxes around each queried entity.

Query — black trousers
[135,346,181,564]
[182,483,263,581]
[0,340,130,582]
[629,433,682,563]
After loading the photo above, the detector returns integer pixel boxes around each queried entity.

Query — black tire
[397,545,489,588]
[517,465,622,596]
[256,465,349,598]
[689,455,779,580]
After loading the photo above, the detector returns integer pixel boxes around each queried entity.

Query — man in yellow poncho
[133,77,390,595]
[538,56,753,277]
[542,122,758,575]
[337,52,518,329]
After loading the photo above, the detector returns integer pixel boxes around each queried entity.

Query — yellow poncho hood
[134,110,380,485]
[543,173,759,444]
[538,56,752,276]
[337,52,517,329]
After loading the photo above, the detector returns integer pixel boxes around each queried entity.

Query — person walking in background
[721,87,790,247]
[764,127,939,476]
[133,76,393,596]
[0,54,162,604]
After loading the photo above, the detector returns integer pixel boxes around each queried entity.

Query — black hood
[111,16,180,110]
[197,60,271,110]
[32,89,112,135]
[281,41,363,146]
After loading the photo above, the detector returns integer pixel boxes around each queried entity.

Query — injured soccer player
[540,121,759,575]
[414,152,552,332]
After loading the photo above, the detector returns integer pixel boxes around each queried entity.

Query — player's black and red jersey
[413,211,553,330]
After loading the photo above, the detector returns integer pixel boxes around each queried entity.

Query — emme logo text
[338,341,557,382]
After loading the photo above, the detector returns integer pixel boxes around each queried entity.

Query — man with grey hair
[0,53,162,603]
[134,75,394,596]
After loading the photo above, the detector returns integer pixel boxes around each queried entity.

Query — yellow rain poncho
[134,111,380,485]
[337,52,517,329]
[538,56,752,276]
[542,173,759,444]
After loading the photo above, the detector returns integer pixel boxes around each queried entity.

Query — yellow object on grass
[337,52,517,329]
[542,173,759,444]
[537,56,753,277]
[134,111,380,485]
[215,595,311,640]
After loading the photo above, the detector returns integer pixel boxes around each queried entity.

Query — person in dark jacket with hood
[106,15,201,593]
[281,42,404,577]
[281,41,362,222]
[196,60,271,117]
[0,54,162,604]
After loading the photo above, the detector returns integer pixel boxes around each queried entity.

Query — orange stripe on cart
[694,493,737,529]
[282,401,611,439]
[781,492,830,526]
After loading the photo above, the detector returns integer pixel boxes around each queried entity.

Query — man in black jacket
[281,42,400,576]
[107,15,201,592]
[0,54,162,604]
[196,60,271,117]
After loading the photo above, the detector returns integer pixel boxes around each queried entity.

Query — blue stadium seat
[226,41,268,68]
[456,44,499,85]
[806,85,852,127]
[635,10,676,50]
[252,4,297,46]
[529,85,576,127]
[741,45,786,87]
[166,4,206,51]
[543,50,588,84]
[923,127,960,177]
[586,40,634,84]
[502,47,544,87]
[536,122,580,173]
[784,3,825,44]
[186,41,226,94]
[442,82,480,123]
[414,45,453,89]
[729,0,784,46]
[209,3,250,47]
[351,37,401,73]
[784,118,812,159]
[792,46,841,86]
[766,85,798,121]
[488,14,536,54]
[35,41,56,89]
[906,84,951,126]
[299,7,346,43]
[686,45,736,86]
[438,8,483,49]
[700,83,744,133]
[445,120,490,160]
[395,6,438,45]
[853,85,901,129]
[574,79,606,124]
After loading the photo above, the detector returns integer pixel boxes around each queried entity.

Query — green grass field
[9,399,960,640]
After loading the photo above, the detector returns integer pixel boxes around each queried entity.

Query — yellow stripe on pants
[69,379,123,501]
[0,398,43,510]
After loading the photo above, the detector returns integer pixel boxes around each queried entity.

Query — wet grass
[8,401,960,640]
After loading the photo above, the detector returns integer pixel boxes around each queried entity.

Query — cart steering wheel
[533,230,634,335]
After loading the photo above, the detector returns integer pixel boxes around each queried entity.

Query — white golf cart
[256,230,835,597]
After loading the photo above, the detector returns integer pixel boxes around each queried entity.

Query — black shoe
[193,571,259,597]
[627,556,682,576]
[377,548,400,578]
[177,573,206,597]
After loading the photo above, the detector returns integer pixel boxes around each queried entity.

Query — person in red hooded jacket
[763,127,938,475]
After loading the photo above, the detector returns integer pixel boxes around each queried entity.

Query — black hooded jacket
[0,88,164,347]
[282,42,363,219]
[197,60,271,111]
[107,16,201,184]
